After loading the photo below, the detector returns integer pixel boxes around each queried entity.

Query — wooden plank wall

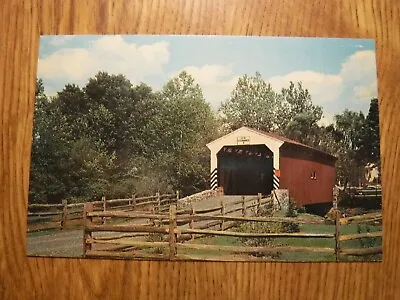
[0,0,399,299]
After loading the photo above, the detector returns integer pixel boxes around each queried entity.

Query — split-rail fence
[27,192,178,232]
[82,195,382,261]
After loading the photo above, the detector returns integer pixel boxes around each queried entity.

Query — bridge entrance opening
[217,144,273,195]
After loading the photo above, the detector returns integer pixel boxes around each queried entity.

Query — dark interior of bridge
[217,144,273,195]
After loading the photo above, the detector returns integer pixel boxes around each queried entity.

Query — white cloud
[267,71,343,105]
[339,50,377,81]
[38,35,170,90]
[265,50,377,109]
[169,64,239,109]
[318,112,335,127]
[166,49,377,118]
[354,81,378,99]
[339,50,378,101]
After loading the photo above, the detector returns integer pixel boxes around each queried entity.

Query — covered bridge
[206,126,337,208]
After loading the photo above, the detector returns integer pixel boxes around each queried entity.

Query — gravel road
[27,195,258,258]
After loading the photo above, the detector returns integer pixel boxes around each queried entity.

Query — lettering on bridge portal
[237,136,250,145]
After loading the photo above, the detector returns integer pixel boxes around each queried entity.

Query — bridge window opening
[217,144,273,195]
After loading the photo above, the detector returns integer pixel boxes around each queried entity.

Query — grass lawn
[173,212,382,262]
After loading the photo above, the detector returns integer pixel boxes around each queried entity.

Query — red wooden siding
[279,155,336,206]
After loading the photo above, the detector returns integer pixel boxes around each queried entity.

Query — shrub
[357,224,380,248]
[146,233,167,254]
[236,221,283,258]
[282,199,300,233]
[234,204,282,258]
[356,223,382,261]
[297,206,307,214]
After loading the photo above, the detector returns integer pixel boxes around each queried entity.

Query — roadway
[26,195,258,258]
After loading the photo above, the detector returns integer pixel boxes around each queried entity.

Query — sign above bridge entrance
[237,136,250,145]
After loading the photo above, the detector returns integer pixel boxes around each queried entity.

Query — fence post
[61,199,68,230]
[190,203,195,240]
[242,196,246,217]
[102,196,106,225]
[83,203,94,258]
[131,194,136,211]
[220,200,225,231]
[257,193,262,214]
[335,209,341,262]
[169,204,177,260]
[155,192,161,213]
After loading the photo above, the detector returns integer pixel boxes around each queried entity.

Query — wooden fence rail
[82,199,382,261]
[27,192,178,232]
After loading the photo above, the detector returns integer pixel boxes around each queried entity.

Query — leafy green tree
[220,75,323,147]
[156,71,218,195]
[334,110,365,151]
[30,78,119,203]
[84,72,134,155]
[283,111,322,146]
[30,79,74,203]
[220,72,279,131]
[358,98,380,166]
[278,82,323,144]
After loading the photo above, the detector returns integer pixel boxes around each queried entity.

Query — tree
[29,78,118,203]
[220,75,323,148]
[30,71,221,203]
[156,71,218,194]
[30,79,75,203]
[283,111,322,146]
[278,82,323,145]
[358,98,380,166]
[334,110,365,151]
[219,72,279,131]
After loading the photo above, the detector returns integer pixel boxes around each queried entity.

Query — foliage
[156,71,219,195]
[146,233,168,255]
[30,72,218,204]
[220,72,279,131]
[220,76,323,145]
[278,82,323,144]
[297,206,307,214]
[282,199,300,233]
[219,71,380,187]
[356,224,381,248]
[30,68,381,204]
[356,223,382,261]
[358,98,380,166]
[235,205,282,258]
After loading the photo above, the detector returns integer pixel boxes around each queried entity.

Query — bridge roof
[207,126,336,160]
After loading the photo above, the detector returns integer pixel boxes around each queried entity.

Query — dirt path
[27,229,83,257]
[26,195,257,258]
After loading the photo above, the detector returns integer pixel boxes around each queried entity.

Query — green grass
[176,213,382,262]
[179,235,241,257]
[274,217,382,262]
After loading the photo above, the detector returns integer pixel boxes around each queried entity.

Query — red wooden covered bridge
[206,126,337,211]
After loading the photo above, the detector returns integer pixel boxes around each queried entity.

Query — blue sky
[38,35,378,125]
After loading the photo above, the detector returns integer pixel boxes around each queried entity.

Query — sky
[37,35,378,126]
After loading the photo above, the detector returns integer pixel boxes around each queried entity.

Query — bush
[297,206,307,214]
[234,204,282,258]
[237,221,283,249]
[357,224,380,248]
[356,223,382,261]
[282,199,300,233]
[146,233,167,255]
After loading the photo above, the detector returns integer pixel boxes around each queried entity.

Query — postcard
[27,35,382,262]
